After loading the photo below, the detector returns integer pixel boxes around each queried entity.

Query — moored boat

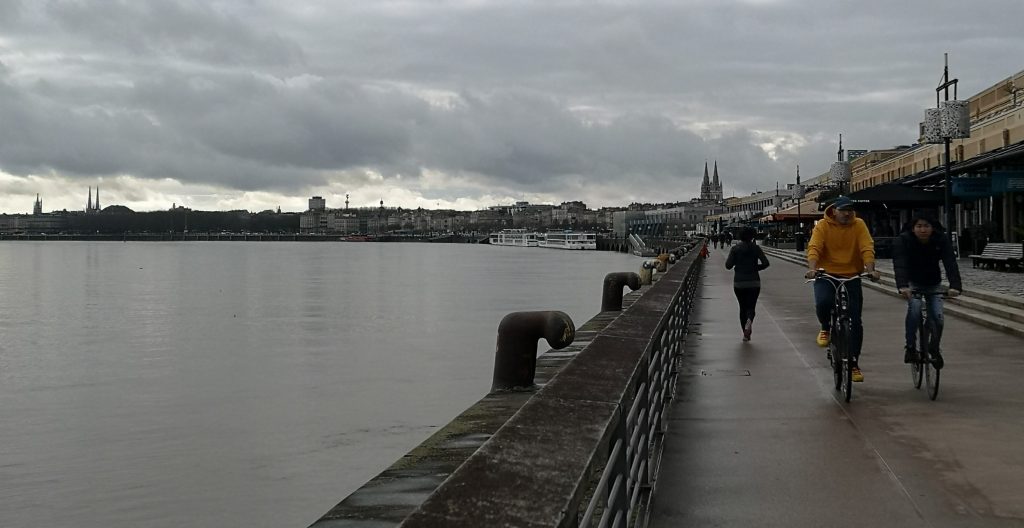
[538,230,597,250]
[488,229,540,247]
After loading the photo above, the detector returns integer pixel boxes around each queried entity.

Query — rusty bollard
[601,272,641,312]
[491,311,575,392]
[655,254,669,272]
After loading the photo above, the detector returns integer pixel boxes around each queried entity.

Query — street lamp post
[923,54,970,234]
[937,55,959,233]
[775,180,780,246]
[796,165,804,251]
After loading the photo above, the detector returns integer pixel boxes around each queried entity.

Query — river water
[0,241,638,527]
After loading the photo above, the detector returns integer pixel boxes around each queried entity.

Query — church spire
[712,160,723,201]
[88,187,93,212]
[700,161,711,200]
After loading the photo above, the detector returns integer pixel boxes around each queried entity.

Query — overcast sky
[1,0,1021,214]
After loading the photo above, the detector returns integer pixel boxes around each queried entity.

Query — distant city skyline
[9,163,731,215]
[1,2,1022,214]
[7,186,691,215]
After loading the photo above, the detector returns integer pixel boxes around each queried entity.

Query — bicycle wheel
[834,322,852,401]
[924,322,940,400]
[911,324,924,389]
[831,343,842,391]
[843,354,853,402]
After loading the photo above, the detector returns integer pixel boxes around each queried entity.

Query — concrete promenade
[649,246,1024,527]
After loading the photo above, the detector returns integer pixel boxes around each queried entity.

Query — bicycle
[806,270,873,402]
[908,288,947,400]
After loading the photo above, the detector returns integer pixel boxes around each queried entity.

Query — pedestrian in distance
[725,227,770,341]
[892,214,962,368]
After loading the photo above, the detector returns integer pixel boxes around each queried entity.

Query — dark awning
[847,183,946,206]
[899,141,1024,187]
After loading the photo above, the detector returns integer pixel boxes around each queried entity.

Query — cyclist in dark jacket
[891,214,963,368]
[725,227,770,341]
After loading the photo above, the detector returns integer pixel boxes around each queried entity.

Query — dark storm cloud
[128,72,421,172]
[1,0,1023,212]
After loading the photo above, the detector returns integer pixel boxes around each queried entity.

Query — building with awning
[844,68,1024,243]
[758,201,825,223]
[846,183,945,207]
[843,182,948,236]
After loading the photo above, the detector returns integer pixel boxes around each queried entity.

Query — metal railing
[579,247,700,528]
[399,242,704,528]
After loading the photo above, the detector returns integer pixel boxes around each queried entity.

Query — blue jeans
[814,278,864,362]
[905,284,944,349]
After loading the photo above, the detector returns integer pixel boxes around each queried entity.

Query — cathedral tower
[699,160,724,202]
[86,187,101,213]
[712,161,723,202]
[700,161,711,201]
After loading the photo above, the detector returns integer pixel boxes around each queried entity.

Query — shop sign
[992,171,1024,192]
[952,177,994,197]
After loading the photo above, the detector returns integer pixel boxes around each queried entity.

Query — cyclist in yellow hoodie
[804,196,880,382]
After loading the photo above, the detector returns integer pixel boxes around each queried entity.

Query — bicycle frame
[806,271,870,402]
[909,288,946,400]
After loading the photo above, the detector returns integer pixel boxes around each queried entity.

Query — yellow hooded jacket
[806,203,875,277]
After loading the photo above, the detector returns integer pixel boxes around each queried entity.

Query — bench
[969,242,1023,270]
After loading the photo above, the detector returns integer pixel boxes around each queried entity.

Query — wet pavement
[649,250,1024,528]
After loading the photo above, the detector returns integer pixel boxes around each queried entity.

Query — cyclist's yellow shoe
[816,330,830,347]
[851,367,864,382]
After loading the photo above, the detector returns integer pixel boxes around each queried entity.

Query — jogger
[725,227,770,341]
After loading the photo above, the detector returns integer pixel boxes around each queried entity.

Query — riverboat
[538,230,597,250]
[488,229,540,247]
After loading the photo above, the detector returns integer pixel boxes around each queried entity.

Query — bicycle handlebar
[803,269,875,284]
[908,287,951,299]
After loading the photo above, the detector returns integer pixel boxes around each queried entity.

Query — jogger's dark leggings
[734,287,760,327]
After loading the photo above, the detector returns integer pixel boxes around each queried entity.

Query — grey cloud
[0,73,319,191]
[3,0,1023,211]
[46,0,304,68]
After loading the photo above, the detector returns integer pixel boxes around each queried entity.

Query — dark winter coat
[892,229,963,291]
[725,241,770,289]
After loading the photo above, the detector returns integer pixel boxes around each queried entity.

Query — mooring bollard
[491,311,575,392]
[601,271,641,312]
[639,260,656,285]
[655,254,669,272]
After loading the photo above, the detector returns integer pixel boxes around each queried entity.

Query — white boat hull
[539,231,597,250]
[489,229,539,247]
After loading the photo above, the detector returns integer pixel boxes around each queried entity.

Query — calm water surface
[0,241,638,527]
